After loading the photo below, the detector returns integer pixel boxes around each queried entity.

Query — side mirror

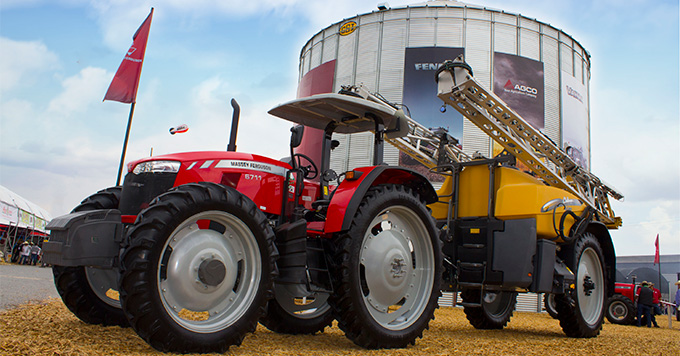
[290,125,304,148]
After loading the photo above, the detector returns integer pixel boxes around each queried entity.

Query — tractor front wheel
[330,184,442,348]
[605,294,635,325]
[52,187,128,327]
[118,183,276,353]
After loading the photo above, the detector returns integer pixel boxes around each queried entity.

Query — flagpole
[116,102,136,186]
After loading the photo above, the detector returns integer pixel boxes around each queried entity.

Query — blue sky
[0,0,678,256]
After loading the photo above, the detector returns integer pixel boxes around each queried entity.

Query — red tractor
[44,94,443,353]
[605,282,660,325]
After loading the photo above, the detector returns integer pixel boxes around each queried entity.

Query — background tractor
[43,57,623,353]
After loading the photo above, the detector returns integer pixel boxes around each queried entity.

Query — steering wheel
[292,153,319,180]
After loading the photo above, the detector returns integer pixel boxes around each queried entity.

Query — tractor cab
[271,90,410,223]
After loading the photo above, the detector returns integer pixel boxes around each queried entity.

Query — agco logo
[504,79,538,95]
[339,21,357,36]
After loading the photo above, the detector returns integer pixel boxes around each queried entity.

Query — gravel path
[0,263,59,311]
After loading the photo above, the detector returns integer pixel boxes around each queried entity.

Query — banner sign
[493,52,545,130]
[1,202,18,224]
[561,72,590,169]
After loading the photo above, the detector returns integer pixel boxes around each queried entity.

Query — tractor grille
[119,172,177,216]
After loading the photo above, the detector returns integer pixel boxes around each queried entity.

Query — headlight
[132,161,181,174]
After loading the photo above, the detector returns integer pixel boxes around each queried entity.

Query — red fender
[323,165,437,234]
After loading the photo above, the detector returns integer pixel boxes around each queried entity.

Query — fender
[324,165,437,234]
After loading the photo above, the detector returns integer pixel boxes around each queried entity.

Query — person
[675,280,680,322]
[18,241,31,265]
[649,282,660,327]
[636,281,654,327]
[30,243,41,266]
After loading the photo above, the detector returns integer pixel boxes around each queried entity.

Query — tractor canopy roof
[268,93,403,135]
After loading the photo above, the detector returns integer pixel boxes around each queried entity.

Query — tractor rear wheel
[260,284,333,334]
[555,233,606,337]
[605,294,635,325]
[461,289,517,329]
[118,182,276,353]
[330,184,442,348]
[52,187,128,327]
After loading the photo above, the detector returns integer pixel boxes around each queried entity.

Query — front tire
[118,183,276,353]
[461,289,517,329]
[52,187,128,327]
[555,233,606,337]
[605,294,635,325]
[544,293,559,319]
[330,184,442,348]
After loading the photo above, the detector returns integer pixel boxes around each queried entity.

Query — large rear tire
[330,184,442,348]
[461,289,517,329]
[260,284,333,334]
[605,294,635,325]
[52,187,128,327]
[118,182,276,353]
[555,233,606,337]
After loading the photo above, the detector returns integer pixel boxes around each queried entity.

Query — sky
[0,0,678,256]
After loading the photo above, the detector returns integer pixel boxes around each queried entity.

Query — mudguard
[324,166,437,234]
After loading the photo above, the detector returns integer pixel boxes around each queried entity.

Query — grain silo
[296,0,592,175]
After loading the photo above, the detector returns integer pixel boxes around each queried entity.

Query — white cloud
[47,67,112,115]
[0,37,59,93]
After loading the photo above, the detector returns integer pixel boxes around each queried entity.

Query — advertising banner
[492,52,545,159]
[493,52,545,130]
[1,202,18,224]
[402,47,465,180]
[561,72,589,170]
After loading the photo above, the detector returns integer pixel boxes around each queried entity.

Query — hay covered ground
[1,299,678,356]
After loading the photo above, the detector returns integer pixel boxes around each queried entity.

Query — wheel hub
[583,275,595,296]
[198,259,227,287]
[362,229,413,311]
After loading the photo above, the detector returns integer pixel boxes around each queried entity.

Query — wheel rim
[85,267,121,308]
[577,247,604,326]
[482,291,514,317]
[157,210,261,333]
[359,205,434,330]
[274,284,330,319]
[608,300,627,321]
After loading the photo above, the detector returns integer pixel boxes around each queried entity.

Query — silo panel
[439,7,464,18]
[356,22,380,88]
[437,20,464,47]
[311,42,323,69]
[322,33,338,63]
[494,23,518,55]
[519,28,540,60]
[463,120,490,156]
[465,20,492,89]
[384,8,408,21]
[410,6,437,19]
[542,24,559,40]
[466,8,492,21]
[360,12,380,24]
[379,20,406,98]
[330,133,350,173]
[520,17,540,31]
[409,18,436,47]
[337,28,357,85]
[384,143,400,165]
[347,132,374,169]
[561,43,574,76]
[301,52,310,77]
[495,12,517,25]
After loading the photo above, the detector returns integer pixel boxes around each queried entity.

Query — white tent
[0,185,52,233]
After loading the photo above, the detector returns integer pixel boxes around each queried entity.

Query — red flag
[653,234,660,265]
[104,8,154,103]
